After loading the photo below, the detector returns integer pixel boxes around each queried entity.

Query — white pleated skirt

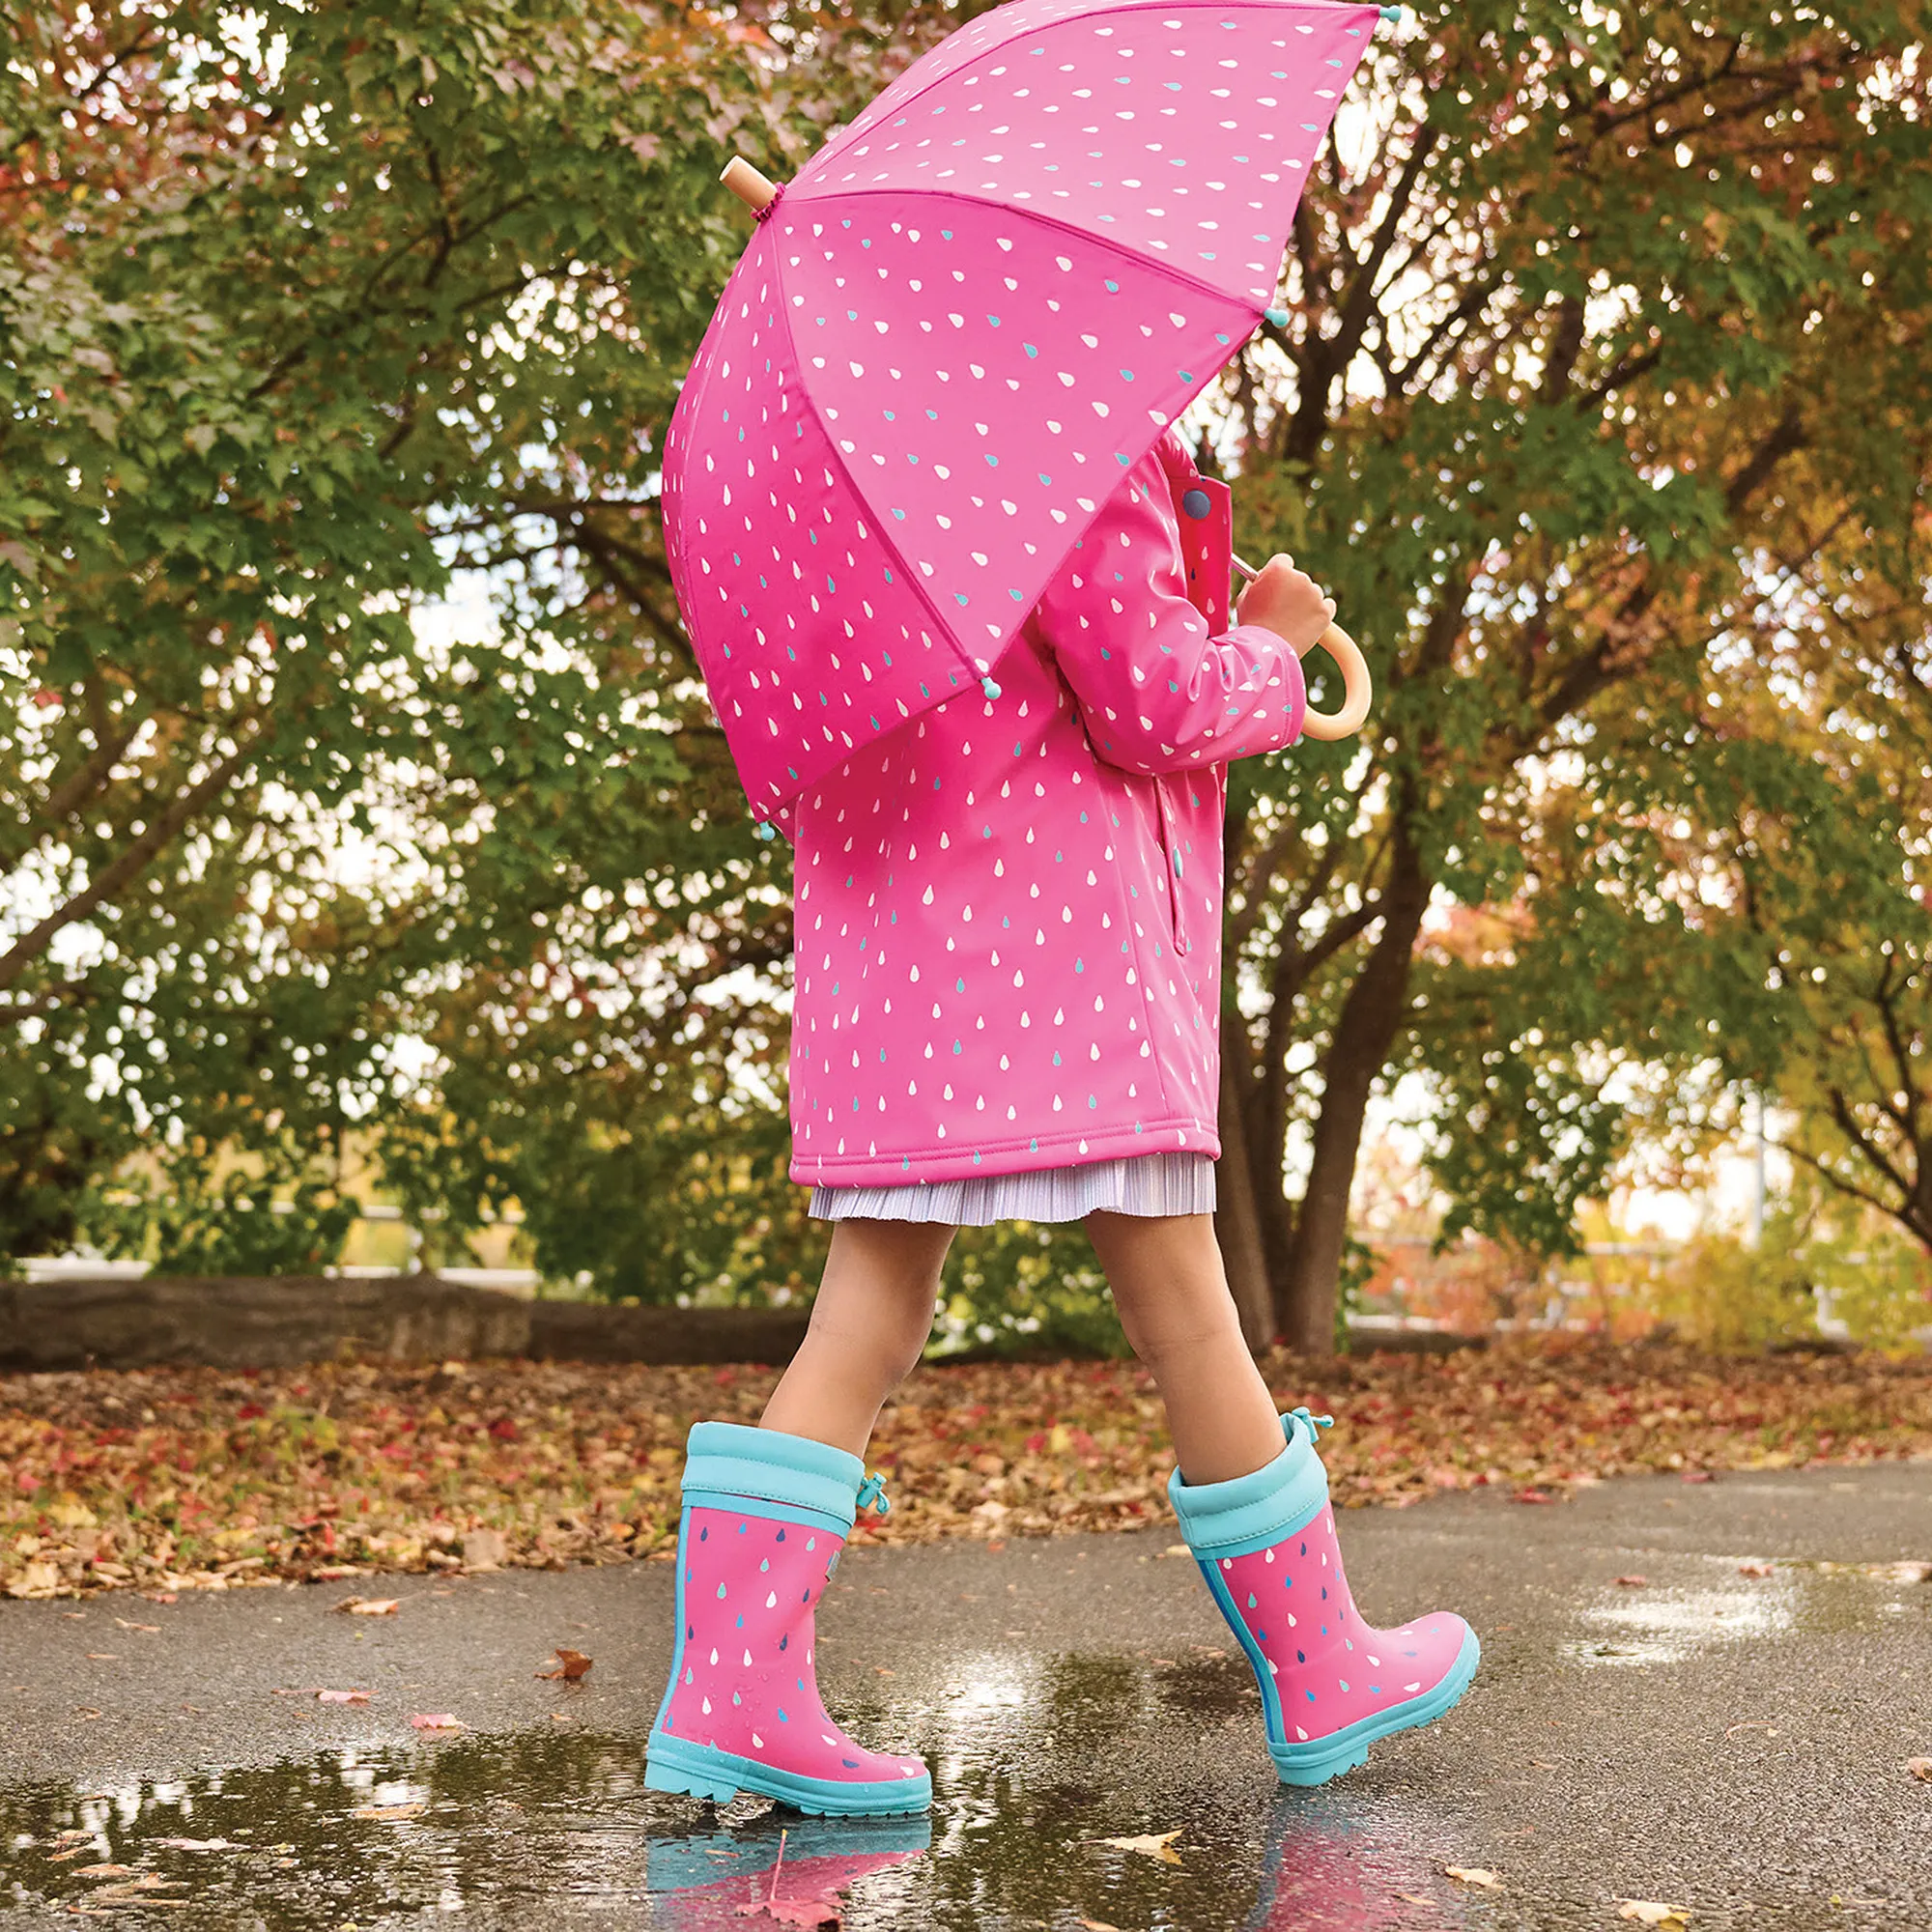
[807,1149,1216,1227]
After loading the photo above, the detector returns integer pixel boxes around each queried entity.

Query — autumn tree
[0,0,797,1271]
[1204,0,1932,1349]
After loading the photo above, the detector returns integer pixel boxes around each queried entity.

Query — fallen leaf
[1161,1544,1190,1557]
[1396,1895,1434,1908]
[1907,1758,1932,1781]
[1680,1470,1715,1484]
[1445,1866,1503,1889]
[351,1803,425,1820]
[1079,1922,1122,1932]
[534,1647,593,1682]
[1617,1903,1690,1926]
[1878,1559,1932,1584]
[153,1838,233,1851]
[317,1689,372,1704]
[1737,1562,1774,1577]
[1093,1829,1183,1865]
[1513,1490,1554,1504]
[410,1713,465,1731]
[112,1618,161,1633]
[1613,1576,1648,1587]
[72,1865,136,1878]
[335,1597,398,1616]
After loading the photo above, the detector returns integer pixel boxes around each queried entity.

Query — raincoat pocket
[1152,772,1189,955]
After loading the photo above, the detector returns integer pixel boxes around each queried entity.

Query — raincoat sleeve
[1030,455,1307,777]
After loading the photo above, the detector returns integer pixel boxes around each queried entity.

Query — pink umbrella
[661,0,1395,839]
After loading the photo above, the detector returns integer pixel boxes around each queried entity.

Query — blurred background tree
[3,0,1927,1353]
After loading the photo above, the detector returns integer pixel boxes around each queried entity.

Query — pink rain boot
[1169,1408,1480,1787]
[644,1421,931,1816]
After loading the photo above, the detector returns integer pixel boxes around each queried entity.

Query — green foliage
[1644,1204,1931,1353]
[932,1222,1129,1359]
[89,1149,357,1278]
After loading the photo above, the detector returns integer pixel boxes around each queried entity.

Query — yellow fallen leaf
[1445,1866,1503,1889]
[1079,1921,1122,1932]
[1094,1829,1183,1864]
[1908,1758,1932,1781]
[351,1803,425,1821]
[1617,1903,1690,1926]
[336,1597,399,1616]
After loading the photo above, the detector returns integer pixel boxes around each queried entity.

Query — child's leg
[760,1217,955,1457]
[1087,1209,1480,1788]
[1084,1208,1283,1484]
[646,1216,951,1816]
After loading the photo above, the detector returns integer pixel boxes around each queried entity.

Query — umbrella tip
[754,821,778,841]
[1378,5,1403,19]
[1263,306,1291,329]
[981,676,1002,700]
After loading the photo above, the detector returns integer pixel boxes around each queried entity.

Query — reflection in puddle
[1564,1557,1920,1668]
[1566,1584,1797,1666]
[0,1655,1477,1928]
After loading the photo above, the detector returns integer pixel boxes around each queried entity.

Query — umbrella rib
[783,184,1260,325]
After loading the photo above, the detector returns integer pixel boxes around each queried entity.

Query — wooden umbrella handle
[1294,622,1373,740]
[1232,552,1374,740]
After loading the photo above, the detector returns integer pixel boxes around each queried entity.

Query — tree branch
[0,719,267,996]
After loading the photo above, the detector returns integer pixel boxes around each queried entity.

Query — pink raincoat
[788,427,1307,1187]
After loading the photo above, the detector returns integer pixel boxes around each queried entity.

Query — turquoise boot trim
[683,1420,864,1532]
[1166,1409,1330,1559]
[1266,1626,1481,1786]
[643,1731,934,1817]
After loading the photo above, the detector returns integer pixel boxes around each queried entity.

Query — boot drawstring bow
[1288,1406,1335,1448]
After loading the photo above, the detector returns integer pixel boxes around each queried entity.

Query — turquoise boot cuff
[1167,1410,1331,1559]
[682,1420,864,1531]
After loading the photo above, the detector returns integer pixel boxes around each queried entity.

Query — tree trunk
[1214,1035,1275,1351]
[1275,825,1431,1355]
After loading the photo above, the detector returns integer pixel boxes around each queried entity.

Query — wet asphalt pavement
[2,1463,1929,1929]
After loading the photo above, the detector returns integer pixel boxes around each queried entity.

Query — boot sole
[644,1731,933,1817]
[1269,1625,1482,1787]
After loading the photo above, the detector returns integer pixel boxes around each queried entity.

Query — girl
[643,424,1479,1817]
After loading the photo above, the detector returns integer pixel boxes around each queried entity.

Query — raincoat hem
[791,1115,1220,1188]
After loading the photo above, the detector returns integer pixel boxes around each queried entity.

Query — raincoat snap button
[1180,489,1211,520]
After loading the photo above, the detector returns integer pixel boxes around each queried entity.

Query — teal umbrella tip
[1263,305,1291,328]
[981,676,1002,699]
[1378,4,1403,18]
[754,821,778,841]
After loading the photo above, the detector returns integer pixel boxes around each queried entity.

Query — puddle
[0,1657,1477,1929]
[1562,1556,1924,1668]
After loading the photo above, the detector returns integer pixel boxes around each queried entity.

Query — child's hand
[1236,554,1336,654]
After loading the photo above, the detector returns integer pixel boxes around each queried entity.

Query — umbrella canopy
[661,0,1390,835]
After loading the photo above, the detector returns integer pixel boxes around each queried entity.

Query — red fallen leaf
[535,1648,593,1682]
[1614,1575,1649,1587]
[410,1713,465,1731]
[1680,1470,1716,1484]
[317,1689,372,1704]
[1513,1489,1555,1504]
[1739,1561,1775,1577]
